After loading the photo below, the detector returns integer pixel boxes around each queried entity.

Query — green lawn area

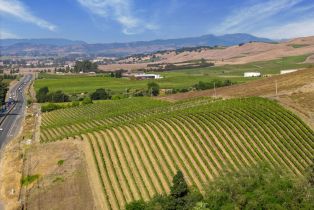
[34,54,313,95]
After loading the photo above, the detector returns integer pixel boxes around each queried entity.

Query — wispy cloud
[0,0,56,31]
[0,30,19,39]
[257,17,314,39]
[77,0,158,35]
[215,0,303,34]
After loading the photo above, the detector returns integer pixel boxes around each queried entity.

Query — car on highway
[0,128,3,131]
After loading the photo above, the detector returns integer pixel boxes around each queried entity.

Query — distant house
[244,72,261,77]
[280,69,298,74]
[134,73,163,80]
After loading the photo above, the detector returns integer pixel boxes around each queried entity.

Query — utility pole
[214,82,216,98]
[275,80,278,96]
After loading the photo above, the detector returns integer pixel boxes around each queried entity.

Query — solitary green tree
[166,170,191,210]
[147,82,160,96]
[36,86,49,103]
[91,88,111,100]
[171,170,189,198]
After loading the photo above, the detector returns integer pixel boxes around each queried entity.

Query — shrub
[57,160,64,166]
[82,97,93,105]
[41,103,62,112]
[111,95,122,100]
[71,101,80,107]
[21,174,40,186]
[125,200,146,210]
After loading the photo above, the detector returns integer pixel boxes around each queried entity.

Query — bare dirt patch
[304,54,314,63]
[23,140,96,210]
[0,96,96,210]
[0,138,23,210]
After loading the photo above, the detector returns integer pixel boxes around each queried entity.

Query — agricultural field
[40,96,314,210]
[34,54,312,95]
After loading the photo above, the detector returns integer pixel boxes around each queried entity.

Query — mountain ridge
[0,33,273,57]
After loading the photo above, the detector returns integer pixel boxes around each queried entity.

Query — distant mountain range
[0,38,86,47]
[0,33,273,57]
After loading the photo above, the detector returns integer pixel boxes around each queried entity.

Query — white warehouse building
[280,69,298,74]
[244,72,261,77]
[134,73,163,79]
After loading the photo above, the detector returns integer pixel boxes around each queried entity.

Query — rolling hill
[40,96,314,210]
[116,36,314,66]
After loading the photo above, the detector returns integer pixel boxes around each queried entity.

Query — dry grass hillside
[160,68,314,128]
[100,36,314,71]
[154,36,314,65]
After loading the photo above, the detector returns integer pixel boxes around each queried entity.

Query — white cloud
[77,0,157,35]
[215,0,303,34]
[0,30,19,39]
[256,17,314,39]
[0,0,56,31]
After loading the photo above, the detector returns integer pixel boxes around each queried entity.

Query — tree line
[0,77,8,106]
[193,79,233,90]
[52,60,98,73]
[126,162,314,210]
[73,60,98,73]
[37,79,233,106]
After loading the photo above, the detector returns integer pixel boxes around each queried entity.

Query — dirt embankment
[0,109,96,210]
[0,101,38,210]
[23,140,96,210]
[0,78,96,210]
[304,54,314,63]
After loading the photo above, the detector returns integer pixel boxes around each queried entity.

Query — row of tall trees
[73,60,98,73]
[0,77,8,106]
[193,80,233,90]
[36,87,69,103]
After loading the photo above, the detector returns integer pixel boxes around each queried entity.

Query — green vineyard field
[40,97,314,210]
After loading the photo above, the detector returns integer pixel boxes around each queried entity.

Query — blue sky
[1,0,314,43]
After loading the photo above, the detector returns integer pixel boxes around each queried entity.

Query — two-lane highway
[0,74,32,151]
